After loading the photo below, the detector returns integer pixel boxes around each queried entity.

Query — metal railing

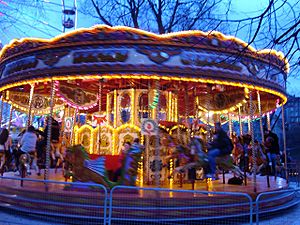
[108,185,253,225]
[0,176,108,225]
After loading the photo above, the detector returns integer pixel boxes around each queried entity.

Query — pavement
[0,211,64,225]
[257,204,300,225]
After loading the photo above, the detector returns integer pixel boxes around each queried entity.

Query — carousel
[0,25,294,221]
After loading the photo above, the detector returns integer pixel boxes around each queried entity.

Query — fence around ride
[0,176,299,225]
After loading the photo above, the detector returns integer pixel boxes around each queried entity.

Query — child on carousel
[206,122,233,180]
[112,141,131,182]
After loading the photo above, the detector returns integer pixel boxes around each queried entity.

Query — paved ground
[0,211,63,225]
[256,204,300,225]
[251,181,300,225]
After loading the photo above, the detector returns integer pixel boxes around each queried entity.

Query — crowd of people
[0,117,143,182]
[0,116,288,183]
[231,127,286,177]
[166,122,287,181]
[0,116,62,176]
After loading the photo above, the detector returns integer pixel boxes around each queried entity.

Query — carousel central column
[44,80,55,182]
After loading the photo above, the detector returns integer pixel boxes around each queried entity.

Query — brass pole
[249,91,257,192]
[7,106,13,132]
[44,80,55,182]
[26,84,35,127]
[98,80,102,154]
[257,91,264,142]
[238,106,243,136]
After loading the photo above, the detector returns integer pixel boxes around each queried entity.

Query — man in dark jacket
[43,117,60,143]
[36,116,60,170]
[206,122,233,179]
[264,127,279,175]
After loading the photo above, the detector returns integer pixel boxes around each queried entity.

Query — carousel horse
[249,141,268,174]
[166,140,207,179]
[35,140,64,176]
[19,153,32,177]
[170,138,244,179]
[64,144,143,189]
[18,152,36,186]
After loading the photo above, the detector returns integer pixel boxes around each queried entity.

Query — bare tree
[81,0,299,79]
[80,0,224,33]
[218,0,299,78]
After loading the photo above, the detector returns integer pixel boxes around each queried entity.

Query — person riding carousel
[36,116,60,171]
[15,126,38,176]
[113,141,131,182]
[207,122,233,179]
[263,127,280,176]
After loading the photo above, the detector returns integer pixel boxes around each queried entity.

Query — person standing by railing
[263,127,280,176]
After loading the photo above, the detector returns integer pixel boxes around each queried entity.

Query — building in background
[285,95,300,125]
[284,96,300,157]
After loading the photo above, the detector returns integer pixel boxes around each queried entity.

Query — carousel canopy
[0,25,288,117]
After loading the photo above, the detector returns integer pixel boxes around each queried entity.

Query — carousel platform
[0,169,298,224]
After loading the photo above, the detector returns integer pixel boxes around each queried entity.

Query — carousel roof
[0,25,289,117]
[0,25,289,73]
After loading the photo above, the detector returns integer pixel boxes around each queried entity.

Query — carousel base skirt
[0,169,298,224]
